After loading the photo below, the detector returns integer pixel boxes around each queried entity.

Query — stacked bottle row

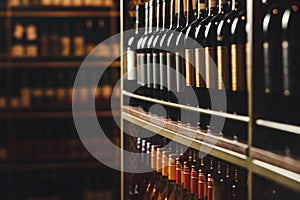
[11,18,119,59]
[0,68,120,110]
[125,0,248,132]
[7,118,119,161]
[128,137,247,200]
[10,0,114,8]
[261,0,300,125]
[0,169,118,200]
[250,0,300,159]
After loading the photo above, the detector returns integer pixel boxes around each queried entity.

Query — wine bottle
[194,0,218,131]
[137,1,150,111]
[26,24,39,58]
[73,22,85,57]
[187,165,199,200]
[216,0,244,115]
[159,0,178,120]
[61,22,71,57]
[166,0,186,122]
[207,174,215,200]
[198,168,206,200]
[11,23,25,58]
[169,158,184,199]
[156,151,175,200]
[184,0,207,128]
[230,1,247,116]
[281,1,300,125]
[204,0,231,105]
[156,0,172,105]
[182,161,192,199]
[214,160,224,200]
[128,137,142,199]
[149,148,169,200]
[143,144,160,199]
[173,0,196,124]
[126,2,145,107]
[143,0,155,102]
[150,0,163,103]
[262,0,282,120]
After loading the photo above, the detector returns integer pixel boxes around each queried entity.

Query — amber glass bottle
[169,158,184,199]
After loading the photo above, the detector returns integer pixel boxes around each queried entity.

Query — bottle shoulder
[282,4,300,31]
[231,11,246,36]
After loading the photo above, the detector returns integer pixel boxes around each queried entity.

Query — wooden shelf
[256,119,300,135]
[0,161,106,170]
[251,147,300,193]
[7,10,120,18]
[122,106,248,168]
[251,147,300,174]
[0,110,119,119]
[252,159,300,193]
[0,60,120,68]
[122,91,250,122]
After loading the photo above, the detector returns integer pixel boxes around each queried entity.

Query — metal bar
[256,119,300,135]
[252,159,300,193]
[122,90,250,122]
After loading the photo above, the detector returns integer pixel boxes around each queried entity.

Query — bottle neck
[218,0,230,13]
[144,3,149,34]
[197,0,207,18]
[184,0,194,24]
[207,0,217,16]
[135,5,145,34]
[170,0,176,29]
[149,0,155,33]
[176,0,185,28]
[156,0,162,31]
[162,0,171,29]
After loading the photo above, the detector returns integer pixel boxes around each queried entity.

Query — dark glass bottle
[187,165,199,200]
[128,138,142,199]
[157,153,177,200]
[216,0,244,115]
[198,168,206,200]
[137,2,150,111]
[262,0,283,120]
[204,0,231,109]
[159,0,178,120]
[143,145,161,200]
[280,1,300,125]
[143,0,156,102]
[230,1,247,116]
[203,0,231,137]
[126,3,145,108]
[182,161,192,199]
[230,6,248,142]
[169,158,184,199]
[214,161,225,200]
[184,0,207,128]
[194,0,218,131]
[150,0,163,102]
[174,0,197,125]
[207,174,215,200]
[149,148,167,200]
[166,0,186,122]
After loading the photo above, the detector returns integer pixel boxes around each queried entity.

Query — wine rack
[120,0,300,199]
[0,1,121,199]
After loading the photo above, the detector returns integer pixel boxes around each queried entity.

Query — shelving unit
[119,0,300,199]
[0,1,121,199]
[6,10,120,18]
[0,60,120,68]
